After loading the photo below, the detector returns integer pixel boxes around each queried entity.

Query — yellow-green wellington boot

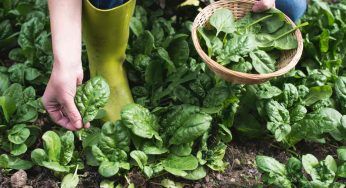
[82,0,136,121]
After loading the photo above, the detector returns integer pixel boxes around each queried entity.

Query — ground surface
[1,139,341,188]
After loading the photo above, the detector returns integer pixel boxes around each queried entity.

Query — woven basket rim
[191,0,304,82]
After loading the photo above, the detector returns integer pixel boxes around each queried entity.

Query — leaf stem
[245,14,273,29]
[208,47,212,57]
[223,33,228,46]
[73,165,79,177]
[125,175,131,184]
[271,22,309,41]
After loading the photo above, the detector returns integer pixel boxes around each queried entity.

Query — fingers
[253,2,266,12]
[252,0,275,12]
[84,122,91,129]
[61,97,83,130]
[44,93,83,131]
[46,105,79,131]
[77,71,84,86]
[43,96,74,130]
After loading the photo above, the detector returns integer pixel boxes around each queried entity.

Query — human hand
[43,62,90,131]
[252,0,275,12]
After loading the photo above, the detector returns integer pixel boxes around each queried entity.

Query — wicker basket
[191,0,304,84]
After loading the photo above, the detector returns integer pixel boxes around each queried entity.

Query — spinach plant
[256,156,306,188]
[31,131,83,173]
[88,121,131,178]
[0,76,42,169]
[81,104,213,180]
[256,147,346,188]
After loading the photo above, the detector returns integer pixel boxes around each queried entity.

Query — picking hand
[252,0,275,12]
[43,62,90,131]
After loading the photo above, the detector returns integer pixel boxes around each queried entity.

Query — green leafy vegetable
[31,131,81,173]
[75,76,110,123]
[199,8,301,74]
[209,8,236,36]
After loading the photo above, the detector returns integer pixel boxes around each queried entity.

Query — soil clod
[11,170,27,188]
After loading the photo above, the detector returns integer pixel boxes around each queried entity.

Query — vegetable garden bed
[1,0,346,187]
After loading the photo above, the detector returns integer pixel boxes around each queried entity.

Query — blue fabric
[90,0,127,9]
[276,0,307,22]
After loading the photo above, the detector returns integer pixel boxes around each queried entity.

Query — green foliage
[256,148,346,187]
[75,76,110,124]
[82,104,213,179]
[61,167,79,188]
[198,8,301,73]
[0,154,32,170]
[31,131,82,173]
[2,0,346,187]
[209,8,236,36]
[0,83,41,163]
[121,104,160,139]
[100,180,115,188]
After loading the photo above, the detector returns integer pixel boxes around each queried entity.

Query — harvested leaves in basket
[198,8,307,74]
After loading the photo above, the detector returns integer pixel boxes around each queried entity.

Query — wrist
[53,55,82,70]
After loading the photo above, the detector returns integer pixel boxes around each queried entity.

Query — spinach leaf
[121,104,160,139]
[257,9,285,33]
[163,155,198,171]
[304,85,333,106]
[75,76,110,124]
[183,166,207,180]
[10,144,27,156]
[130,17,144,37]
[8,124,30,144]
[0,154,32,170]
[302,154,337,185]
[0,96,16,122]
[42,131,61,162]
[266,100,290,124]
[256,156,287,176]
[267,122,291,142]
[312,0,334,25]
[0,73,10,95]
[100,180,115,188]
[169,113,211,145]
[290,105,307,123]
[99,121,130,152]
[250,50,276,74]
[61,169,79,188]
[205,142,228,172]
[134,30,155,55]
[256,24,298,50]
[256,156,291,187]
[282,83,299,108]
[168,37,190,65]
[209,8,235,36]
[335,77,346,113]
[60,131,75,165]
[157,48,176,72]
[31,148,47,166]
[170,143,193,157]
[99,161,120,178]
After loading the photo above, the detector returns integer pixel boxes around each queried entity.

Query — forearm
[48,0,82,67]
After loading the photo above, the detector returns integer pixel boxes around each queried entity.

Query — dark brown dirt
[1,140,342,188]
[117,141,344,188]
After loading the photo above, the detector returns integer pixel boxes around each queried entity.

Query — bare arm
[48,0,82,65]
[43,0,89,131]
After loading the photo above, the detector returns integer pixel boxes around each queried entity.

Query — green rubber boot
[82,0,136,121]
